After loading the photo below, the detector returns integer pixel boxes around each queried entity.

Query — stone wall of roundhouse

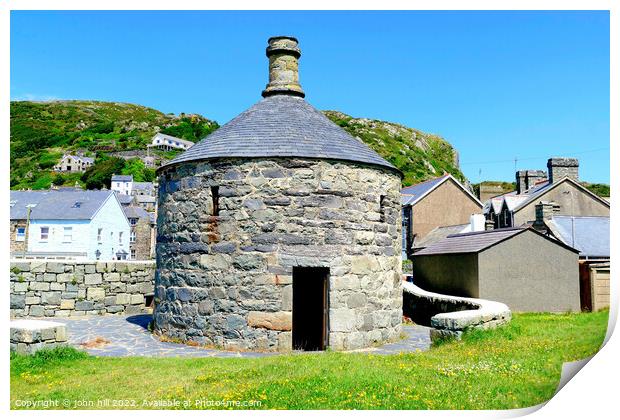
[154,158,403,351]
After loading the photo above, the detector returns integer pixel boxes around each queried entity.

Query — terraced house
[484,158,610,228]
[10,190,130,261]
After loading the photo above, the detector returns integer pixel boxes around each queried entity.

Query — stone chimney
[533,200,560,233]
[262,36,305,98]
[515,169,547,194]
[547,157,579,184]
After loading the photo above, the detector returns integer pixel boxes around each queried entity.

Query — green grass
[10,311,608,410]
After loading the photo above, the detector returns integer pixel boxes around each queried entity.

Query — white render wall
[28,195,130,260]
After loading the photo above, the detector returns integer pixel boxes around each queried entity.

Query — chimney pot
[262,36,305,98]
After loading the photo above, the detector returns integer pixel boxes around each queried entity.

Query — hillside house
[484,158,609,228]
[412,227,580,312]
[401,174,483,259]
[10,190,130,261]
[53,153,94,173]
[149,133,194,151]
[111,174,133,196]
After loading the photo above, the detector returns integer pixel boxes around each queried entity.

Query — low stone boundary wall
[403,279,511,342]
[10,319,67,354]
[10,260,155,318]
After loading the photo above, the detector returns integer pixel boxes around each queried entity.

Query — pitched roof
[413,228,525,255]
[135,195,156,203]
[504,195,529,211]
[133,182,153,191]
[401,174,482,207]
[115,193,134,205]
[160,95,397,173]
[123,205,150,220]
[111,174,133,182]
[414,224,470,249]
[513,177,609,212]
[414,226,578,256]
[152,132,195,146]
[547,216,610,258]
[10,190,114,220]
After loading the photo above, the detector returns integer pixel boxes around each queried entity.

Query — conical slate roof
[161,95,398,172]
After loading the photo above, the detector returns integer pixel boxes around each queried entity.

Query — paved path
[54,314,430,358]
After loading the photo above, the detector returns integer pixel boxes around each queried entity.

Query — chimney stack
[533,200,560,233]
[547,157,579,184]
[262,36,305,98]
[515,169,547,194]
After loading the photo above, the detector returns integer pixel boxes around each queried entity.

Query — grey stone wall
[155,157,403,351]
[547,157,579,183]
[10,260,155,318]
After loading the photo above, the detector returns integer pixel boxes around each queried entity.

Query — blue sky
[10,11,610,183]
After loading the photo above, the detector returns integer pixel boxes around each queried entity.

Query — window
[119,231,123,245]
[129,218,137,226]
[379,195,386,223]
[63,227,73,243]
[131,249,136,259]
[97,228,103,243]
[211,186,220,216]
[116,182,121,187]
[15,227,26,242]
[130,230,136,243]
[40,227,49,241]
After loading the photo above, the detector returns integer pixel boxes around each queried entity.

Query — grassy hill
[323,111,464,187]
[10,100,465,190]
[10,100,218,189]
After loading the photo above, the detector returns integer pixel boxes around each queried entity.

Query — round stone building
[154,36,403,351]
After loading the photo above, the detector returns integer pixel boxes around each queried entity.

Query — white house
[111,174,133,196]
[53,153,95,173]
[149,133,195,151]
[10,190,130,261]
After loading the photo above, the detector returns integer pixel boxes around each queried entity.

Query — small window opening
[379,195,386,222]
[211,186,220,216]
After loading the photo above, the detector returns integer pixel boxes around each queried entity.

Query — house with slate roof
[401,174,483,259]
[149,133,195,151]
[412,227,581,312]
[53,153,95,173]
[10,190,130,261]
[484,158,609,228]
[111,174,133,196]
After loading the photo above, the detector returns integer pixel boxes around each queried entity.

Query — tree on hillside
[121,158,155,182]
[81,156,125,190]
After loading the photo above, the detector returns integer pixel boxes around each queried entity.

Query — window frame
[62,226,73,243]
[40,226,49,242]
[15,227,26,242]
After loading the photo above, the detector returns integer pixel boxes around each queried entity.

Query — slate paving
[53,314,430,358]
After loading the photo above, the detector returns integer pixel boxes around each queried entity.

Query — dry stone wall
[155,157,403,351]
[10,260,155,318]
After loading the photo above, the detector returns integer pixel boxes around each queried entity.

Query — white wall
[90,194,131,260]
[28,195,130,260]
[111,180,133,195]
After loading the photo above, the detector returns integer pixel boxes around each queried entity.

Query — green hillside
[323,111,464,187]
[10,100,218,189]
[10,100,465,190]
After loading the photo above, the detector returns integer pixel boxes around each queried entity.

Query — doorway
[292,267,329,351]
